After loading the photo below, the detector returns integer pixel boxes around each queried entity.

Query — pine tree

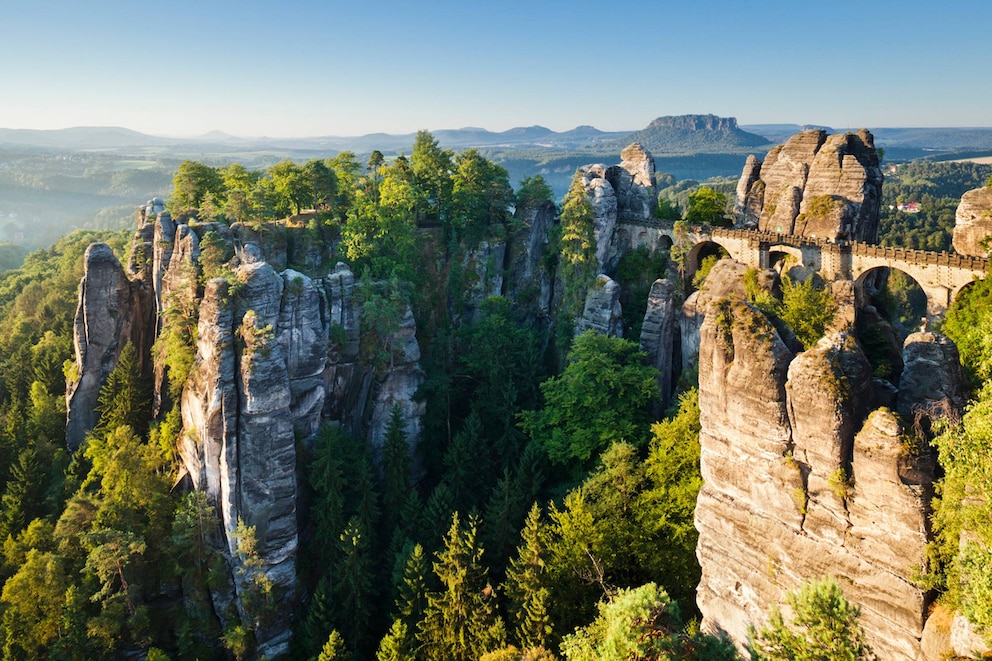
[94,342,150,438]
[393,543,429,630]
[0,446,44,538]
[418,512,506,661]
[381,405,412,537]
[504,503,552,650]
[332,517,375,655]
[301,575,335,657]
[376,618,416,661]
[316,629,348,661]
[309,426,348,566]
[442,412,489,513]
[481,467,526,583]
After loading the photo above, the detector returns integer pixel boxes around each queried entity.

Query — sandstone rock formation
[733,155,763,229]
[506,201,558,322]
[952,185,992,257]
[694,275,941,660]
[65,243,150,450]
[735,129,883,242]
[898,331,968,420]
[460,240,506,323]
[577,143,659,274]
[578,165,620,273]
[179,263,303,657]
[574,274,623,338]
[68,196,436,655]
[607,143,657,222]
[639,279,676,407]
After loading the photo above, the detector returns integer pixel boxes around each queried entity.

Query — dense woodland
[0,134,989,660]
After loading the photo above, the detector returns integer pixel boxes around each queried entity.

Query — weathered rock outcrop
[578,143,660,274]
[898,331,968,420]
[952,185,992,257]
[679,260,783,370]
[733,155,764,229]
[506,201,558,321]
[574,275,623,338]
[65,243,150,449]
[695,291,938,660]
[460,240,506,323]
[179,263,302,657]
[736,129,883,242]
[607,143,657,222]
[578,165,620,273]
[639,279,676,407]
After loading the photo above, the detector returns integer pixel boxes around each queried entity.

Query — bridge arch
[686,240,731,287]
[854,266,930,328]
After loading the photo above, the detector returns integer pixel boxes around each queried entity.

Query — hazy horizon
[3,0,991,139]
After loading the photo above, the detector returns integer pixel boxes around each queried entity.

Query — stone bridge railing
[618,220,989,316]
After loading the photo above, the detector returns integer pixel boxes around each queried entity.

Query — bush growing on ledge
[750,577,876,661]
[753,274,836,350]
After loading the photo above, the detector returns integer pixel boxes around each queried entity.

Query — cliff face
[693,269,956,660]
[952,185,992,257]
[68,213,428,656]
[65,243,152,450]
[578,143,660,274]
[735,129,883,242]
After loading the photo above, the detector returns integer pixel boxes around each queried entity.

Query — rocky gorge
[59,130,992,658]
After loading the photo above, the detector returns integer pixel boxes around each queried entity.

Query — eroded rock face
[180,263,299,658]
[733,155,764,229]
[607,142,657,222]
[738,129,882,242]
[575,274,623,338]
[368,304,425,468]
[640,279,676,407]
[952,185,992,257]
[578,143,661,273]
[897,332,968,420]
[679,260,780,371]
[460,240,506,324]
[696,299,935,660]
[506,201,558,321]
[65,243,148,450]
[578,165,620,273]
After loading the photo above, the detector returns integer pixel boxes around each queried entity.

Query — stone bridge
[617,221,989,318]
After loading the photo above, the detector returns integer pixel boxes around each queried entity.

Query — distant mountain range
[3,117,992,161]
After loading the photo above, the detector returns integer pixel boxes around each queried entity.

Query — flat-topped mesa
[735,129,883,243]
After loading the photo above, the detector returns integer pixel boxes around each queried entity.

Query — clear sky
[1,0,990,137]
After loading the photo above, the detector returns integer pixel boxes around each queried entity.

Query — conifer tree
[418,512,505,661]
[332,517,375,654]
[442,412,489,513]
[94,342,150,438]
[481,467,526,582]
[504,503,552,650]
[381,405,411,537]
[0,446,44,539]
[309,426,348,565]
[302,575,335,657]
[393,543,429,630]
[376,618,416,661]
[316,629,348,661]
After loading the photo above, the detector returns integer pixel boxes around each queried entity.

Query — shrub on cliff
[749,577,875,661]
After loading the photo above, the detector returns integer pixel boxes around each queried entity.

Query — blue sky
[1,0,990,137]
